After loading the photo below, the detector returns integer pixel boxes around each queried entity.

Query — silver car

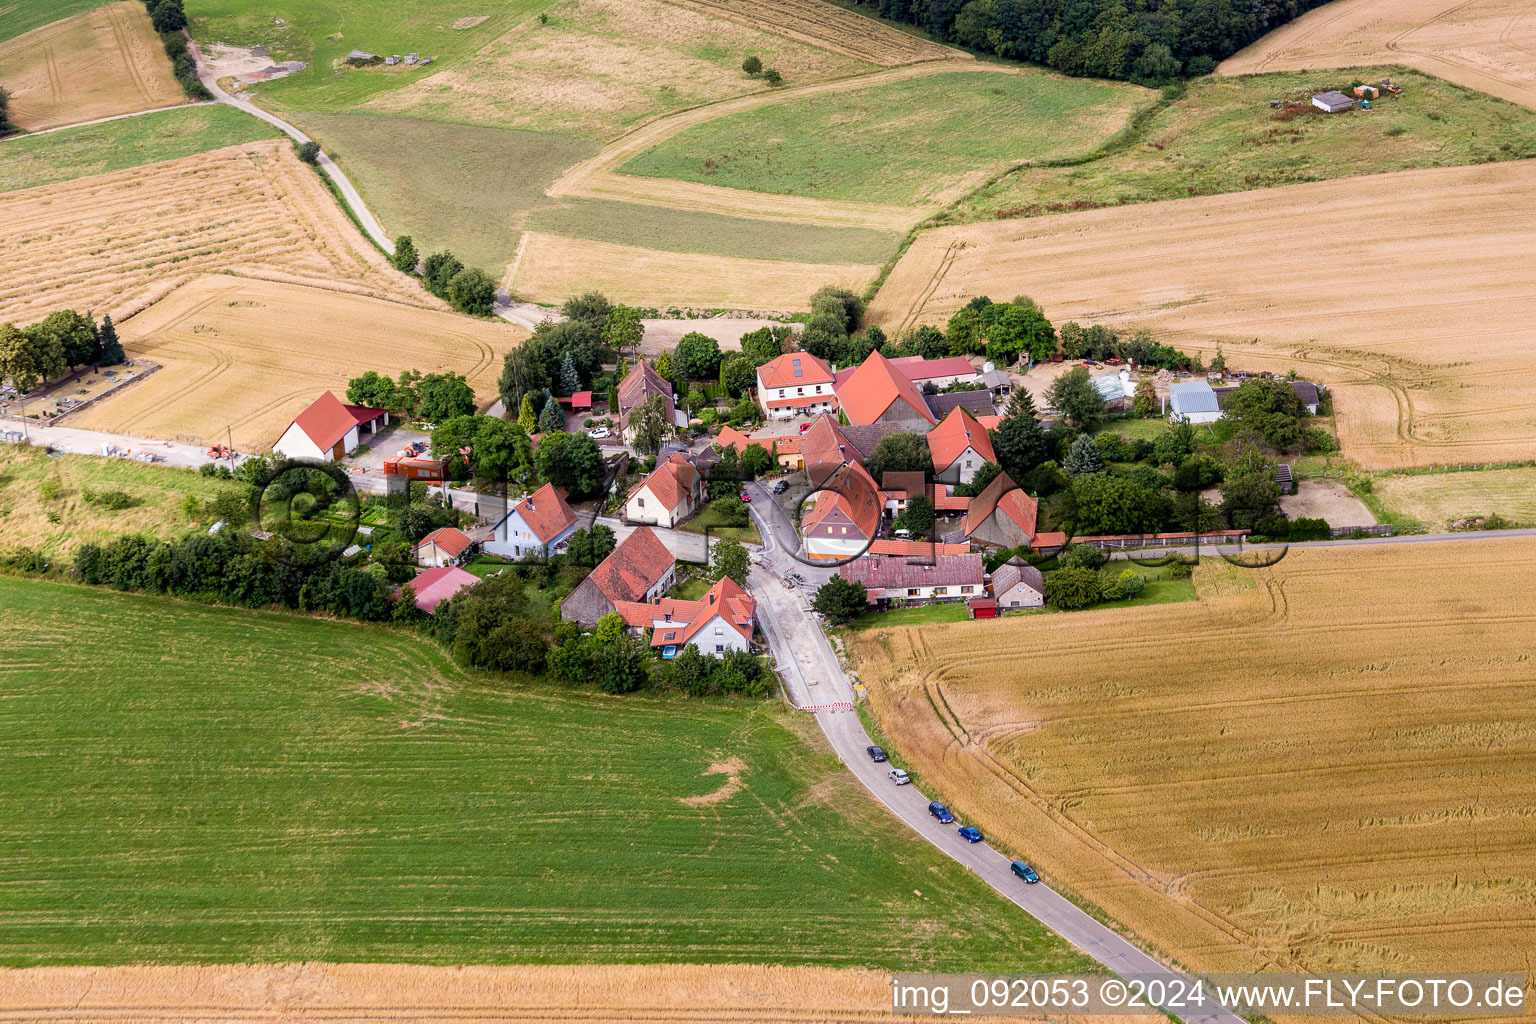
[887,768,911,785]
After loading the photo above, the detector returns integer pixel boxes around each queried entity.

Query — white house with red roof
[613,575,756,658]
[272,391,390,462]
[486,482,579,560]
[624,453,705,528]
[927,407,996,487]
[887,355,979,390]
[413,526,474,567]
[755,352,837,421]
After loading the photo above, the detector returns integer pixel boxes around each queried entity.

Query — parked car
[887,768,910,785]
[739,491,751,502]
[772,480,788,494]
[928,801,953,823]
[957,826,982,843]
[798,422,811,433]
[866,745,887,762]
[588,426,611,440]
[1011,861,1040,883]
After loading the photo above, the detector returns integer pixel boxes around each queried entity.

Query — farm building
[927,407,995,487]
[407,565,479,614]
[614,575,757,658]
[1291,380,1323,414]
[838,552,986,606]
[624,453,705,529]
[616,361,685,442]
[979,364,1013,398]
[962,472,1038,549]
[561,526,676,625]
[991,556,1046,609]
[272,392,389,462]
[1032,530,1069,555]
[485,482,578,560]
[1312,91,1354,113]
[1168,381,1222,424]
[756,352,838,420]
[878,470,928,519]
[413,526,473,568]
[924,389,996,420]
[1093,369,1138,411]
[345,50,379,64]
[832,351,937,429]
[888,355,979,390]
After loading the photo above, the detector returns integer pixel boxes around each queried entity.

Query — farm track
[852,541,1536,993]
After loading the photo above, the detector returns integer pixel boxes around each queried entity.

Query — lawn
[1374,465,1536,530]
[620,70,1152,206]
[682,507,763,547]
[288,113,596,274]
[0,576,1097,971]
[526,199,902,266]
[0,447,237,559]
[0,0,101,42]
[668,575,712,601]
[0,105,282,193]
[953,67,1536,222]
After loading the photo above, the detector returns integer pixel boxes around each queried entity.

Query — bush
[1117,568,1146,599]
[446,267,497,316]
[763,68,783,86]
[82,488,137,510]
[1046,566,1100,610]
[708,495,750,526]
[742,55,762,75]
[1058,542,1106,570]
[296,140,321,165]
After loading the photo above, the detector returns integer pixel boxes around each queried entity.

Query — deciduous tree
[813,575,867,623]
[711,537,751,585]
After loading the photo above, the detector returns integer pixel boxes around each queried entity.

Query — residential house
[963,471,1038,549]
[272,391,389,462]
[867,538,972,557]
[879,470,928,519]
[832,351,937,429]
[991,556,1046,609]
[407,565,480,614]
[616,361,681,442]
[625,453,705,528]
[755,352,837,420]
[485,482,578,560]
[560,526,676,625]
[838,552,986,606]
[1168,381,1223,424]
[927,407,995,487]
[802,460,882,561]
[716,425,801,470]
[615,575,757,658]
[413,526,473,567]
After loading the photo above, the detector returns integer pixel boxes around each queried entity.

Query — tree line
[0,311,126,395]
[136,0,212,100]
[845,0,1332,84]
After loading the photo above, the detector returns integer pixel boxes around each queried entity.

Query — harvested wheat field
[661,0,956,66]
[852,538,1536,986]
[0,140,427,327]
[0,2,185,131]
[0,963,1148,1023]
[509,232,877,310]
[1218,0,1536,111]
[869,161,1536,469]
[72,276,521,449]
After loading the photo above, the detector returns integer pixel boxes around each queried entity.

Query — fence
[1331,524,1394,538]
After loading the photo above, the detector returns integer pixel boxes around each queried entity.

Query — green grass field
[620,71,1152,206]
[0,576,1096,969]
[527,199,902,265]
[682,507,762,547]
[289,113,595,273]
[0,0,104,42]
[0,448,236,559]
[190,0,547,112]
[0,105,281,192]
[952,68,1536,223]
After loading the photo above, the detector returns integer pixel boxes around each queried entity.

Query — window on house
[637,498,645,507]
[934,587,947,595]
[840,527,847,535]
[715,645,724,653]
[714,626,723,635]
[907,588,919,597]
[961,585,974,593]
[797,387,804,395]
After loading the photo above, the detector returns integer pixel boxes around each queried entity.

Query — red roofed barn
[964,472,1038,548]
[832,350,936,429]
[273,392,390,463]
[927,407,995,487]
[561,526,677,625]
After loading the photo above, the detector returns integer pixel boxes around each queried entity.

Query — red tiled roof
[718,426,800,457]
[928,486,971,512]
[559,391,593,409]
[512,482,578,545]
[976,414,1002,430]
[288,391,359,452]
[413,526,472,558]
[343,403,389,425]
[632,453,701,511]
[408,565,481,613]
[1032,530,1068,550]
[799,414,859,487]
[880,470,927,498]
[757,352,834,389]
[803,460,881,539]
[838,552,985,593]
[927,407,995,472]
[833,351,936,427]
[889,355,977,380]
[964,472,1038,539]
[613,576,756,649]
[587,526,674,604]
[617,362,674,425]
[867,539,972,557]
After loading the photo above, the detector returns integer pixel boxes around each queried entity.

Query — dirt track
[1217,0,1536,110]
[867,160,1536,469]
[0,963,1114,1023]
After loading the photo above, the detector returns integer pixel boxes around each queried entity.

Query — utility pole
[226,424,235,468]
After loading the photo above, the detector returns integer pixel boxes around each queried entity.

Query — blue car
[957,826,982,843]
[928,801,953,823]
[1011,861,1040,884]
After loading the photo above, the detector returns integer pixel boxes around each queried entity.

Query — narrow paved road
[188,37,394,254]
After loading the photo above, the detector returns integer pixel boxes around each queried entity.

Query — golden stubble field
[868,161,1536,469]
[71,276,523,450]
[851,540,1536,987]
[0,2,184,131]
[0,963,1163,1024]
[1218,0,1536,111]
[0,140,427,327]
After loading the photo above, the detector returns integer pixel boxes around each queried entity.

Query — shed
[1167,381,1222,424]
[1276,463,1294,495]
[345,50,378,64]
[967,596,998,619]
[1311,91,1354,114]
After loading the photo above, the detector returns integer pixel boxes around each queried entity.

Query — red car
[798,422,811,433]
[739,492,752,503]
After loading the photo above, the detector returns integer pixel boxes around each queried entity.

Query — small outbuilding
[1276,463,1294,495]
[413,526,473,567]
[1311,91,1354,114]
[1168,381,1222,424]
[991,556,1046,609]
